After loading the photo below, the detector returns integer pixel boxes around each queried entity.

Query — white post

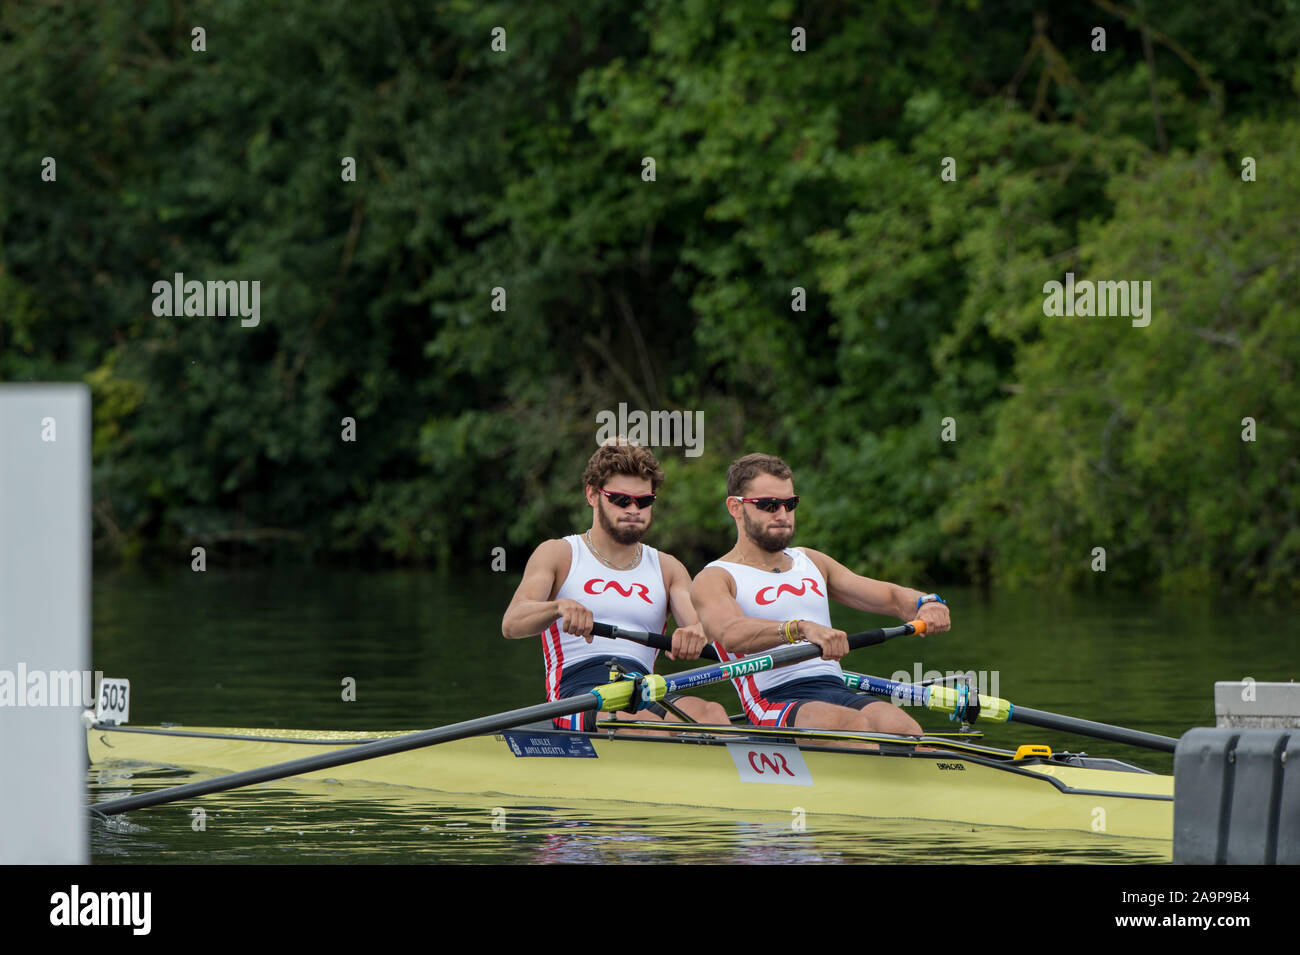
[0,383,91,864]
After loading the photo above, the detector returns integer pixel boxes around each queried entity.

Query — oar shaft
[659,622,923,696]
[92,695,599,816]
[593,621,922,667]
[841,670,1178,754]
[842,671,1009,720]
[843,671,929,706]
[1009,705,1177,753]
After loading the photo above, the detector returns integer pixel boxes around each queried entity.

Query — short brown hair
[583,442,665,492]
[726,453,793,496]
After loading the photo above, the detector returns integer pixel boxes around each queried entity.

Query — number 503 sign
[96,678,130,724]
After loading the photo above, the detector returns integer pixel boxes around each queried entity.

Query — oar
[90,695,606,818]
[840,670,1177,753]
[591,622,720,660]
[90,620,925,817]
[595,620,924,700]
[591,621,922,663]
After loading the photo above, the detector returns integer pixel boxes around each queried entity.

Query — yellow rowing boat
[87,719,1173,841]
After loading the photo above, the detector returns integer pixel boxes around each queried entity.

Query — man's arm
[501,539,594,640]
[691,567,849,659]
[658,553,707,660]
[660,553,700,627]
[802,548,950,634]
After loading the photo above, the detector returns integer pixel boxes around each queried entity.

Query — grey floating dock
[1173,727,1299,864]
[1215,680,1300,729]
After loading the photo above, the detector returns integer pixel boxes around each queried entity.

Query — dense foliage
[2,1,1297,594]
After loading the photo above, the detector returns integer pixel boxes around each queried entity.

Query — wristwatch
[916,593,945,611]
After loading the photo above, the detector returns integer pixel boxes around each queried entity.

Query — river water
[87,568,1293,864]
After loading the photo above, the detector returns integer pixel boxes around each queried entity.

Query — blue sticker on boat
[501,732,598,758]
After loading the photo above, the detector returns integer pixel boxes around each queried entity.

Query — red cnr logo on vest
[754,578,824,606]
[583,578,653,604]
[748,750,795,776]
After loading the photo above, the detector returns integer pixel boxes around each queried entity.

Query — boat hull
[87,723,1172,840]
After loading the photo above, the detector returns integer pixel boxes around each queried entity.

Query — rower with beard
[502,442,728,730]
[692,453,952,731]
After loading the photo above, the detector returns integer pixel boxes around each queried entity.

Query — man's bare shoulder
[795,545,830,560]
[693,563,736,591]
[655,550,691,578]
[522,537,573,570]
[797,546,837,574]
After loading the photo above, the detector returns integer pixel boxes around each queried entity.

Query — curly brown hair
[582,442,665,493]
[726,452,793,496]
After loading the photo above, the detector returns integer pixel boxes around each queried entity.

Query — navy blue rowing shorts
[760,675,873,727]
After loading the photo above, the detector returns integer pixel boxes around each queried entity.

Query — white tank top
[704,547,841,693]
[542,534,667,701]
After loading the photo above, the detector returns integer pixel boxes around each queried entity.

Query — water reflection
[88,763,1170,865]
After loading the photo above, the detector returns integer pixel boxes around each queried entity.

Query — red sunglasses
[597,487,657,509]
[730,495,799,513]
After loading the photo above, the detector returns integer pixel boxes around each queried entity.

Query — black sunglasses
[730,495,799,513]
[597,487,657,509]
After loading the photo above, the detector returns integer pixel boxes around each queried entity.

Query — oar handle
[592,620,925,662]
[591,622,721,660]
[851,619,927,648]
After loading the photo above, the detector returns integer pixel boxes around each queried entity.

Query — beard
[743,510,794,553]
[598,501,652,545]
